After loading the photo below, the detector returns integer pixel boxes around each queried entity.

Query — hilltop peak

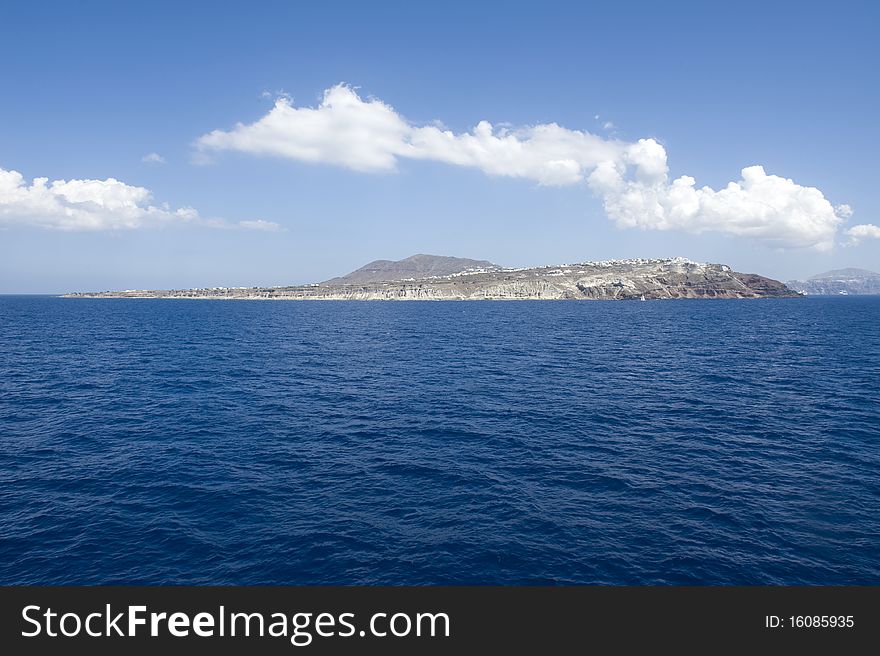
[321,254,502,285]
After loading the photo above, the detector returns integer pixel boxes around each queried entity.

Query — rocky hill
[66,256,799,301]
[787,268,880,295]
[321,254,501,285]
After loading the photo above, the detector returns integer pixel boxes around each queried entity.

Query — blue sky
[1,0,877,292]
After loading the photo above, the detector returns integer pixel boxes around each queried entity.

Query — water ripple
[0,295,878,584]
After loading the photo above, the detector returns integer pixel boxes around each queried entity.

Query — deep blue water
[0,295,878,585]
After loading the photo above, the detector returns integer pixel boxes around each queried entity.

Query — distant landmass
[787,268,880,296]
[66,255,798,301]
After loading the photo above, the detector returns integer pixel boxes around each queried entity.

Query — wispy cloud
[238,219,285,232]
[196,84,853,250]
[141,152,166,164]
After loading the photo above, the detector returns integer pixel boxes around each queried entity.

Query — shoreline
[61,258,800,302]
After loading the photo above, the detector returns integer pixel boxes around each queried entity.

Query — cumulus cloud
[196,84,625,185]
[141,152,166,164]
[0,166,279,232]
[588,146,848,251]
[197,85,412,172]
[196,84,853,249]
[846,223,880,243]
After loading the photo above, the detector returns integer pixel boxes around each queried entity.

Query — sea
[0,295,877,585]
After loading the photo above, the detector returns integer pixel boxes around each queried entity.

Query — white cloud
[835,204,853,218]
[846,223,880,243]
[588,146,848,251]
[0,166,274,232]
[196,84,853,250]
[196,84,625,185]
[197,85,412,172]
[406,120,624,186]
[141,152,166,164]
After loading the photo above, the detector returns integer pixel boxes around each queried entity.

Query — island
[787,268,880,296]
[65,255,800,301]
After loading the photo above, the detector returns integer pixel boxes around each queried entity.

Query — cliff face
[787,268,880,296]
[66,257,799,301]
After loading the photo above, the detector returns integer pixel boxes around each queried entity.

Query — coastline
[63,257,800,301]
